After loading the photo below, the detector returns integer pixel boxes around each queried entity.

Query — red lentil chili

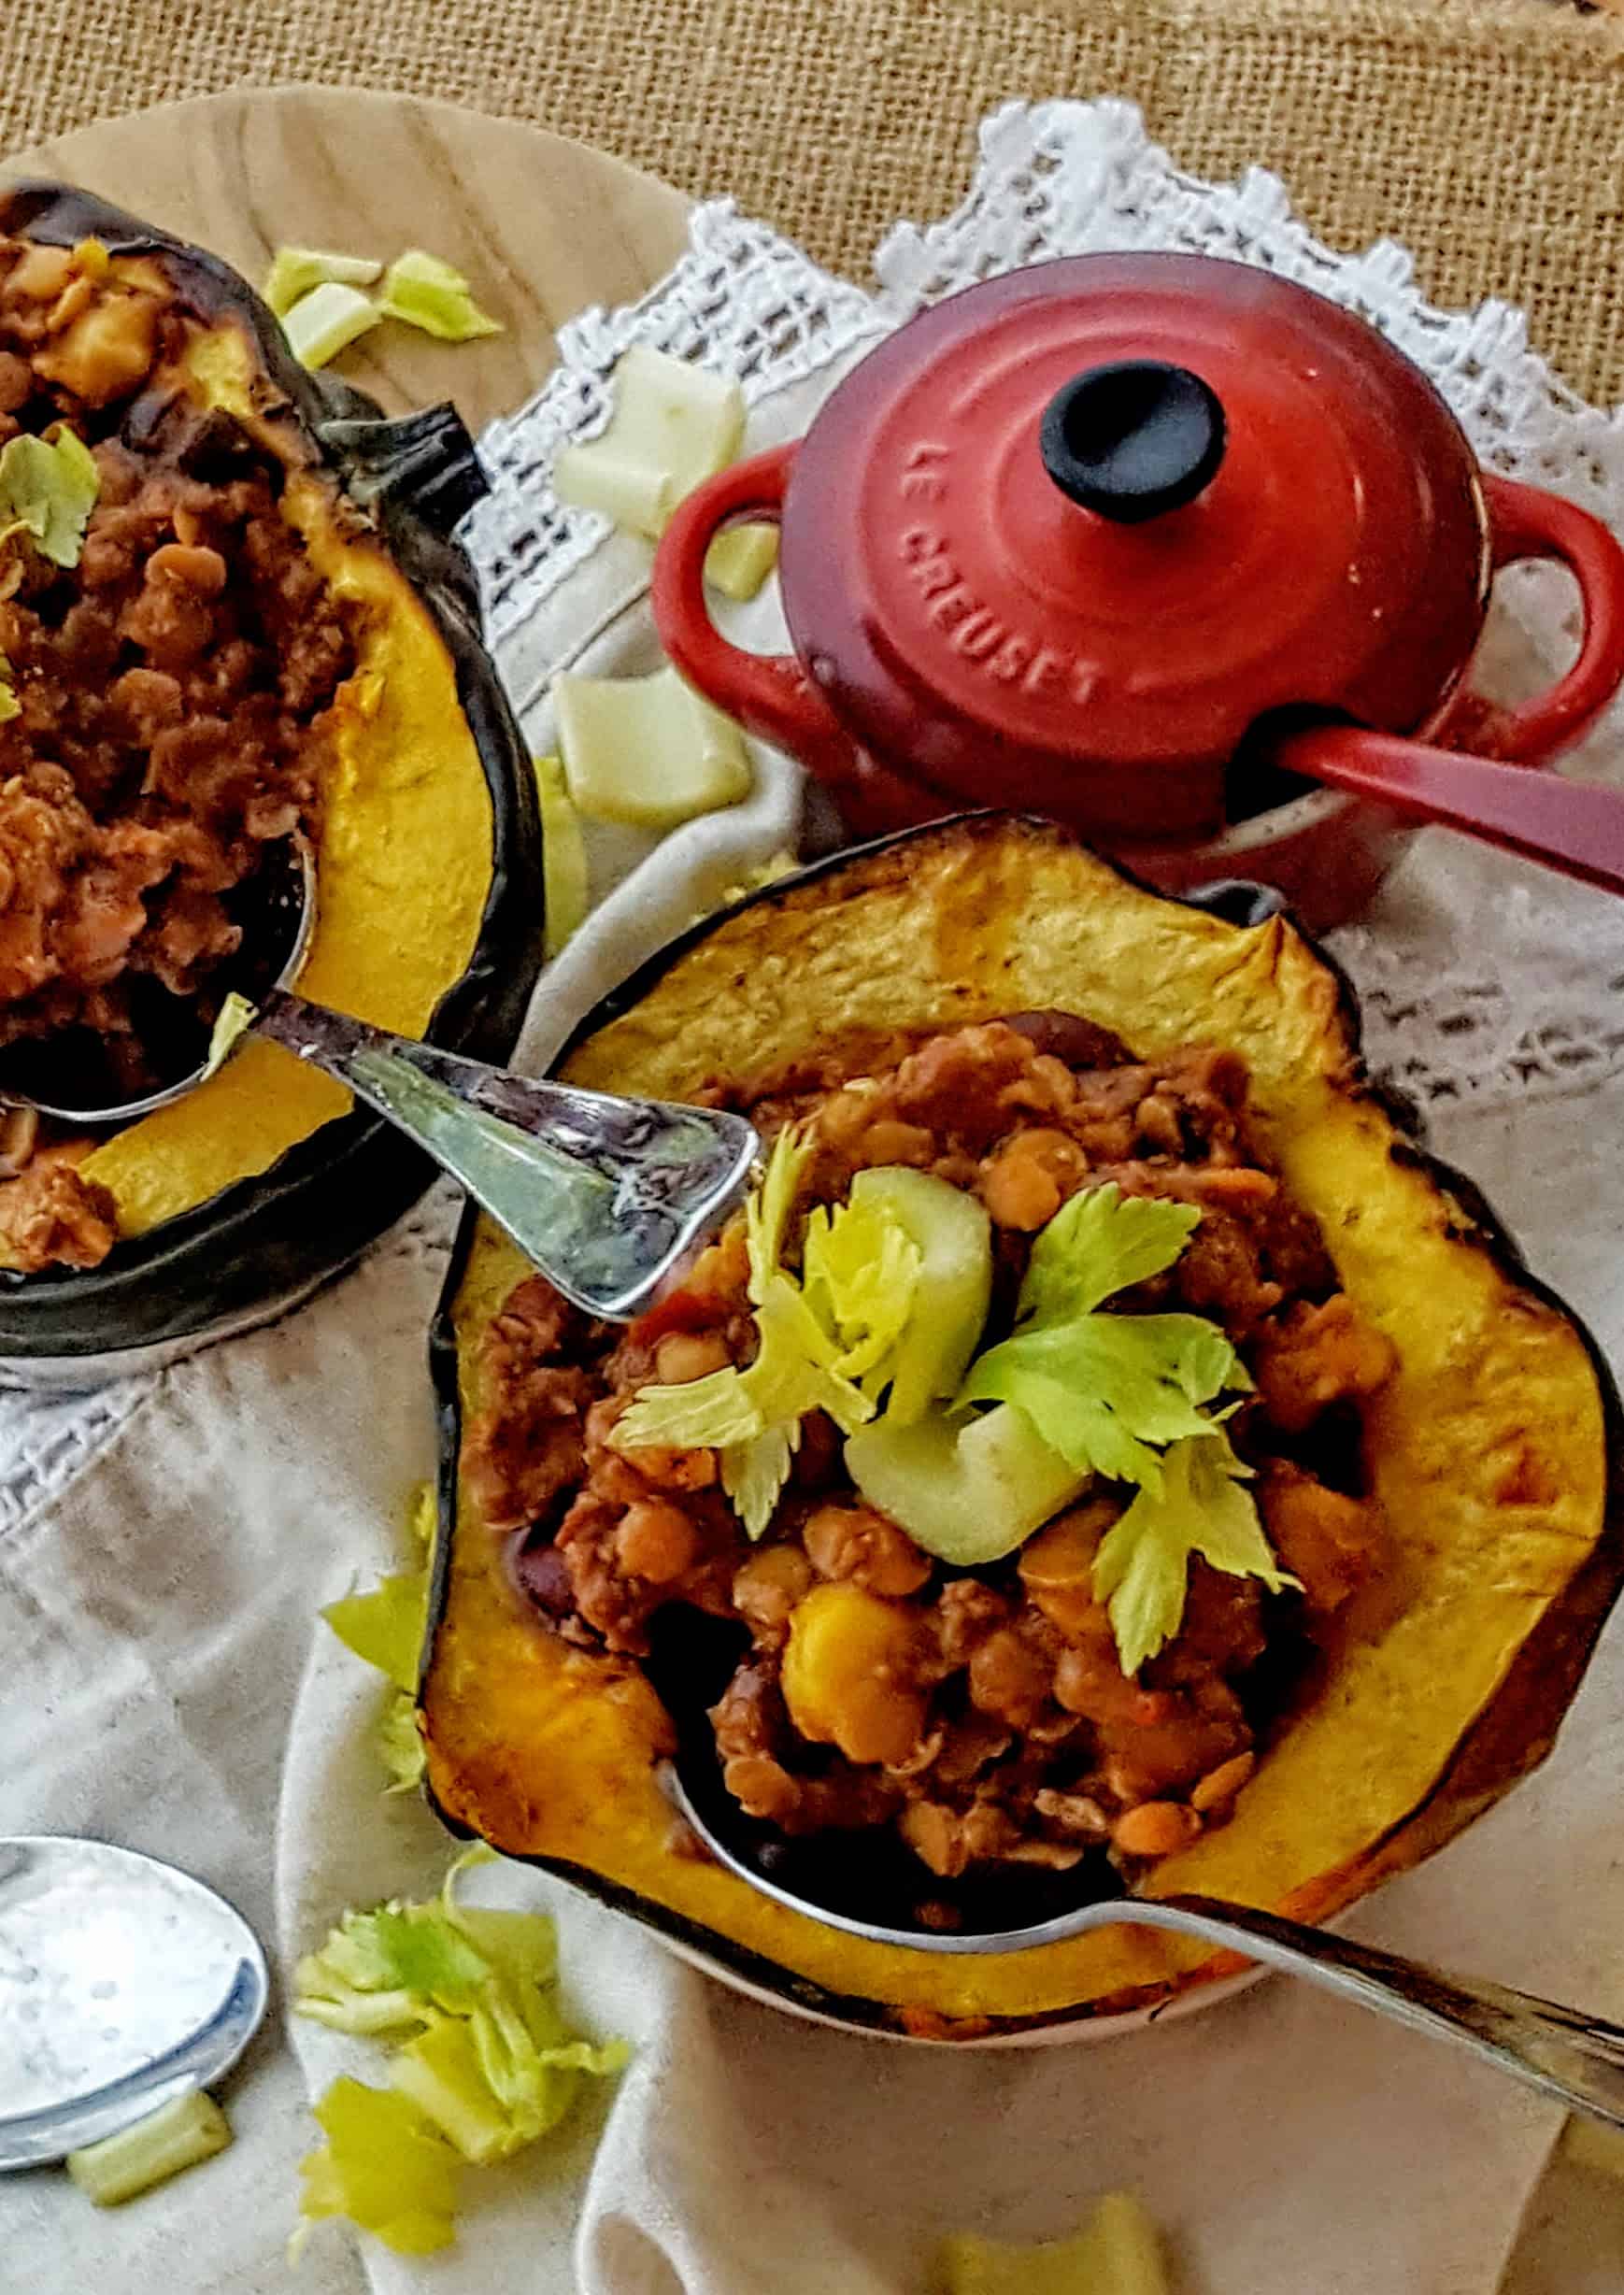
[0,234,365,1269]
[465,1017,1396,1901]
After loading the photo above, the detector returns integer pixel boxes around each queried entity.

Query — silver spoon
[660,1743,1624,2129]
[0,1836,268,2170]
[0,840,757,1320]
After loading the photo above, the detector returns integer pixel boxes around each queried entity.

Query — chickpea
[614,1499,698,1583]
[966,1627,1052,1730]
[802,1502,932,1597]
[1019,1500,1120,1638]
[733,1544,815,1636]
[652,1329,732,1385]
[722,1754,798,1825]
[1135,1090,1189,1155]
[688,1220,750,1296]
[980,1130,1076,1231]
[148,542,229,597]
[628,1442,718,1493]
[853,1118,934,1167]
[901,1801,966,1879]
[1111,1800,1202,1859]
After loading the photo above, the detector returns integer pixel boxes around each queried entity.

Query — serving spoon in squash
[0,838,758,1320]
[648,1619,1624,2129]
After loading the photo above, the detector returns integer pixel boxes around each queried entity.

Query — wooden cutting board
[2,85,694,428]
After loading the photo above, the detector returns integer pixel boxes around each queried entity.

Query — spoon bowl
[0,1836,268,2170]
[648,1632,1624,2123]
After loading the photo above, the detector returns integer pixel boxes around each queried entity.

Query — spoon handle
[1280,724,1624,896]
[253,991,758,1319]
[1134,1893,1624,2131]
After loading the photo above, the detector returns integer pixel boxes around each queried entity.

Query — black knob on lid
[1040,361,1227,524]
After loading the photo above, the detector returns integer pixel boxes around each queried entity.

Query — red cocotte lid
[776,254,1491,841]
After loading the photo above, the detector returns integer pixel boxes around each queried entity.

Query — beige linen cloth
[7,170,1624,2295]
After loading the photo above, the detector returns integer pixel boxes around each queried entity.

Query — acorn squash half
[0,184,542,1361]
[421,814,1622,2037]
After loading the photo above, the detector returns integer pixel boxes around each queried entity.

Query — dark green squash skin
[0,185,544,1361]
[423,811,1624,2038]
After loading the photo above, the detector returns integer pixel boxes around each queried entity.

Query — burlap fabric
[1,0,1622,398]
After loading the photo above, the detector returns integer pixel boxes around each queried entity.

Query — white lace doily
[4,95,1622,1476]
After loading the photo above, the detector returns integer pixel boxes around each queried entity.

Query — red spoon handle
[1279,724,1624,897]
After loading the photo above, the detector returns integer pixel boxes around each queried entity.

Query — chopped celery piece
[803,1187,921,1382]
[555,663,751,829]
[534,753,590,958]
[844,1167,992,1424]
[323,1483,437,1789]
[298,2080,459,2256]
[378,249,502,342]
[0,426,101,568]
[552,345,745,541]
[705,521,778,600]
[263,245,382,319]
[1092,1432,1294,1676]
[205,991,257,1078]
[845,1400,1089,1567]
[296,1895,490,2031]
[321,1569,428,1696]
[0,675,16,726]
[616,1262,872,1536]
[960,1182,1246,1491]
[66,2088,231,2207]
[293,1853,626,2249]
[377,1690,427,1792]
[937,2193,1168,2295]
[391,2017,520,2164]
[283,281,380,371]
[615,1127,873,1536]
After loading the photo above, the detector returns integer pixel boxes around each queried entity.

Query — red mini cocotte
[654,255,1624,925]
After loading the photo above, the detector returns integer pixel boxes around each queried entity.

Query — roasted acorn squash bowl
[0,185,542,1372]
[422,817,1622,2042]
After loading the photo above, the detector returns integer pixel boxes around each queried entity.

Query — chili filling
[463,1017,1396,1913]
[0,233,366,1268]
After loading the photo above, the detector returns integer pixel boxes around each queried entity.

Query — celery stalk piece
[321,1570,429,1695]
[705,522,778,601]
[552,346,746,542]
[534,754,591,957]
[204,991,258,1079]
[297,2079,459,2255]
[390,2018,519,2165]
[263,247,383,319]
[845,1400,1089,1567]
[282,282,381,371]
[555,664,752,829]
[66,2089,232,2207]
[377,250,502,343]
